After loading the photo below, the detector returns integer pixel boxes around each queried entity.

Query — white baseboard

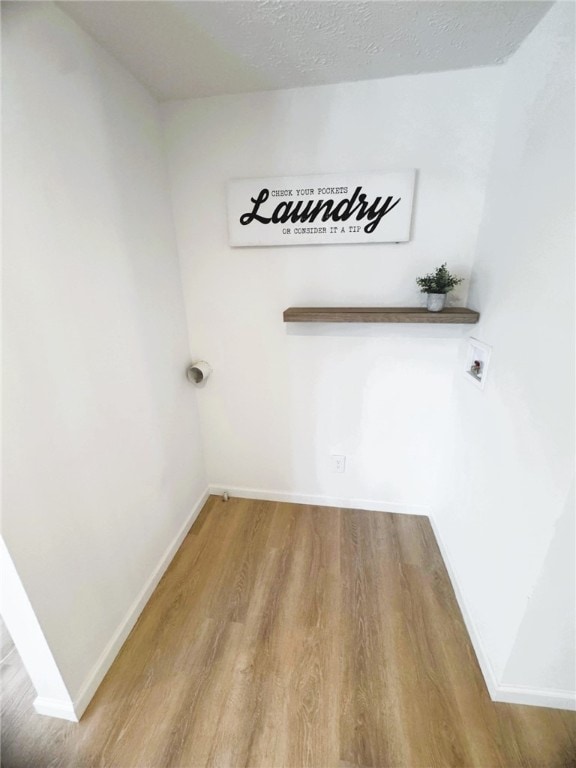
[429,515,576,712]
[34,696,78,722]
[208,484,429,517]
[72,487,211,720]
[492,683,576,710]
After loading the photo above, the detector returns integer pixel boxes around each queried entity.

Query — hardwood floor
[1,496,575,767]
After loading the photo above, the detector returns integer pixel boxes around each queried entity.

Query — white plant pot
[426,293,446,312]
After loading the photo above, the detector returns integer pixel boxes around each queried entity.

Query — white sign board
[227,171,416,247]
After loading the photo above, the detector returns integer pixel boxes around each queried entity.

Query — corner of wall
[33,697,79,723]
[428,516,576,711]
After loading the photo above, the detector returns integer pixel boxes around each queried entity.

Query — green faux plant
[416,263,463,295]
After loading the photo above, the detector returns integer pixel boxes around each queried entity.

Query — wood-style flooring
[1,496,575,767]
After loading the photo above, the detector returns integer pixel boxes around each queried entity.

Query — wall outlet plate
[331,455,346,473]
[465,337,492,390]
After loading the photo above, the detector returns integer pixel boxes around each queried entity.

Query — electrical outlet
[331,455,346,473]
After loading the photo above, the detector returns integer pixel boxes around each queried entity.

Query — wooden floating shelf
[283,307,480,324]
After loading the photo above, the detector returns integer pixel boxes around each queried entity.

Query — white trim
[429,515,576,712]
[208,484,429,517]
[72,488,211,720]
[34,696,78,722]
[492,684,576,711]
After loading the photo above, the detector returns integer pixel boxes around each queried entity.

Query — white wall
[0,540,76,720]
[2,2,206,714]
[163,67,503,511]
[435,1,575,704]
[502,481,575,693]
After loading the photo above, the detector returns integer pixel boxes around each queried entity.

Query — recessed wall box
[465,338,492,390]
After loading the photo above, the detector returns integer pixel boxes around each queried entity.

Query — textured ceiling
[58,1,552,101]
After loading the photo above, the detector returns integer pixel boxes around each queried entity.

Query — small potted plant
[416,263,464,312]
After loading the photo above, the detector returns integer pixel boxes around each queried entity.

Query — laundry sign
[227,170,415,247]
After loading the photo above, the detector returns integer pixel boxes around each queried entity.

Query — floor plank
[1,497,575,767]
